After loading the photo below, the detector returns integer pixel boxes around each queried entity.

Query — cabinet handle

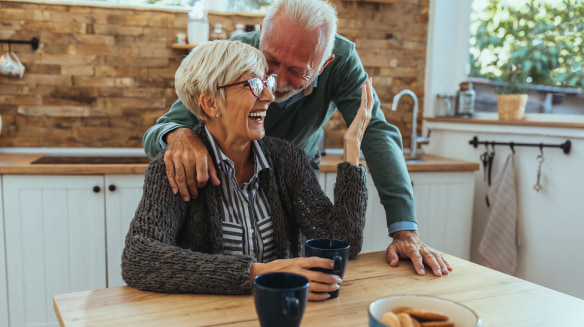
[108,184,116,192]
[93,186,101,193]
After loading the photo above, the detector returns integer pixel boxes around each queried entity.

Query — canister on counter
[434,93,453,117]
[230,23,246,38]
[209,23,227,41]
[454,81,475,118]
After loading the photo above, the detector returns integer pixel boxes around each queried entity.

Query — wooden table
[53,251,584,326]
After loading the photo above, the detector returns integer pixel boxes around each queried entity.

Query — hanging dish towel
[478,153,519,275]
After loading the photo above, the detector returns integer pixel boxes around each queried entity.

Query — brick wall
[0,0,428,149]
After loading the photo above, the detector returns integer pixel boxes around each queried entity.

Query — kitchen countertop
[0,152,479,175]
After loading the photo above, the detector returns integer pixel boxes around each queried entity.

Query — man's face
[260,13,326,102]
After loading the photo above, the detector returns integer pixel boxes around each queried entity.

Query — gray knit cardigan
[122,125,368,295]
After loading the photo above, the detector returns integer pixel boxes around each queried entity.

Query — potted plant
[495,65,529,120]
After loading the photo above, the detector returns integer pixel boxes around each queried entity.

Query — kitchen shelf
[171,44,197,50]
[424,117,584,129]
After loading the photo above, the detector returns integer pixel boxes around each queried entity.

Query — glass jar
[230,23,245,38]
[209,23,227,41]
[187,0,209,45]
[455,81,476,118]
[434,94,453,117]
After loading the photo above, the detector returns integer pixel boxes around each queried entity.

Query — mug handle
[282,294,300,319]
[332,253,343,272]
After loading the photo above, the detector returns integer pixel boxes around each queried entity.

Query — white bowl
[369,295,482,327]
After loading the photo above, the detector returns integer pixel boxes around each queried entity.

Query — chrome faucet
[391,89,422,160]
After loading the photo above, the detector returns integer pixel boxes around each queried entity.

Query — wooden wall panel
[0,0,428,149]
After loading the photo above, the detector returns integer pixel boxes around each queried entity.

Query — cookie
[397,312,415,327]
[420,322,455,327]
[401,308,449,321]
[393,306,412,314]
[380,311,401,327]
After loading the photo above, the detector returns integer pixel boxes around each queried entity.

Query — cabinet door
[104,174,144,288]
[320,172,389,253]
[0,176,9,327]
[330,171,475,257]
[409,172,475,260]
[3,175,106,327]
[362,173,390,253]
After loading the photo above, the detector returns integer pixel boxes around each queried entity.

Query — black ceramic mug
[304,238,350,299]
[253,272,309,327]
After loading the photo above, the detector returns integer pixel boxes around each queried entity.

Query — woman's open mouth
[248,111,266,121]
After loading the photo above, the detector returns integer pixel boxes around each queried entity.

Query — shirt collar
[204,126,271,175]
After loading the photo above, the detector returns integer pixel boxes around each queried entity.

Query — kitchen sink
[31,156,151,165]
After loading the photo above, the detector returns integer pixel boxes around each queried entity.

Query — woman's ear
[199,93,219,118]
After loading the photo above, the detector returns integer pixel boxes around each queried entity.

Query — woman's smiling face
[216,71,275,143]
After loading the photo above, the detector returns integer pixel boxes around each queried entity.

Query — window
[468,0,584,116]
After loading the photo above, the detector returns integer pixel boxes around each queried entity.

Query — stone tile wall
[0,0,428,148]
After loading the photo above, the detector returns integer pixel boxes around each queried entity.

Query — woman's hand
[343,78,373,165]
[250,257,342,301]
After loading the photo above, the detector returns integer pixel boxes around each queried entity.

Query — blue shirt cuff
[388,221,418,237]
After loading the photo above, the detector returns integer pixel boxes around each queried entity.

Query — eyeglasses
[217,74,277,98]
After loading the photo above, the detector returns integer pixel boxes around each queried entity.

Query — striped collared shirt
[205,127,277,263]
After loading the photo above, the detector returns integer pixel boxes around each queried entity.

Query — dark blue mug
[253,272,309,327]
[304,238,350,299]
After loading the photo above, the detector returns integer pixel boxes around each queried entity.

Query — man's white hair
[261,0,338,68]
[175,40,267,124]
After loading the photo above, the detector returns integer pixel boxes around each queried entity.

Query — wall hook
[510,142,515,154]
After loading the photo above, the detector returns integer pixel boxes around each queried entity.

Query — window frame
[424,0,584,123]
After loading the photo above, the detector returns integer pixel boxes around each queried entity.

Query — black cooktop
[31,156,152,164]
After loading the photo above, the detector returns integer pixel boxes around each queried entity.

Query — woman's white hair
[175,40,267,124]
[261,0,338,68]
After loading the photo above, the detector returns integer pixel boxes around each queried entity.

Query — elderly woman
[122,40,372,301]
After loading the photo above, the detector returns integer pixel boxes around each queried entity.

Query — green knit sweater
[123,125,368,295]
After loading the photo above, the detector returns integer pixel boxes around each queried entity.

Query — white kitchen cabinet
[1,174,144,327]
[319,170,475,259]
[3,175,106,327]
[409,172,475,260]
[0,176,9,327]
[104,175,144,287]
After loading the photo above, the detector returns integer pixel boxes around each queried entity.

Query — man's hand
[386,230,452,277]
[163,128,220,201]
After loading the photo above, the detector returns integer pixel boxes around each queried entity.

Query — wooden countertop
[0,154,148,175]
[53,251,584,327]
[0,153,479,175]
[319,153,479,173]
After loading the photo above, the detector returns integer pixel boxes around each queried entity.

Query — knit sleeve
[121,155,255,295]
[271,139,368,259]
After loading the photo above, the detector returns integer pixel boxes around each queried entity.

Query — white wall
[424,123,584,299]
[425,0,584,300]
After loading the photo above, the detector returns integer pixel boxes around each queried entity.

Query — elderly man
[143,0,451,277]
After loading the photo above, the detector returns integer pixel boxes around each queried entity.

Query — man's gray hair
[262,0,338,68]
[174,40,267,124]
